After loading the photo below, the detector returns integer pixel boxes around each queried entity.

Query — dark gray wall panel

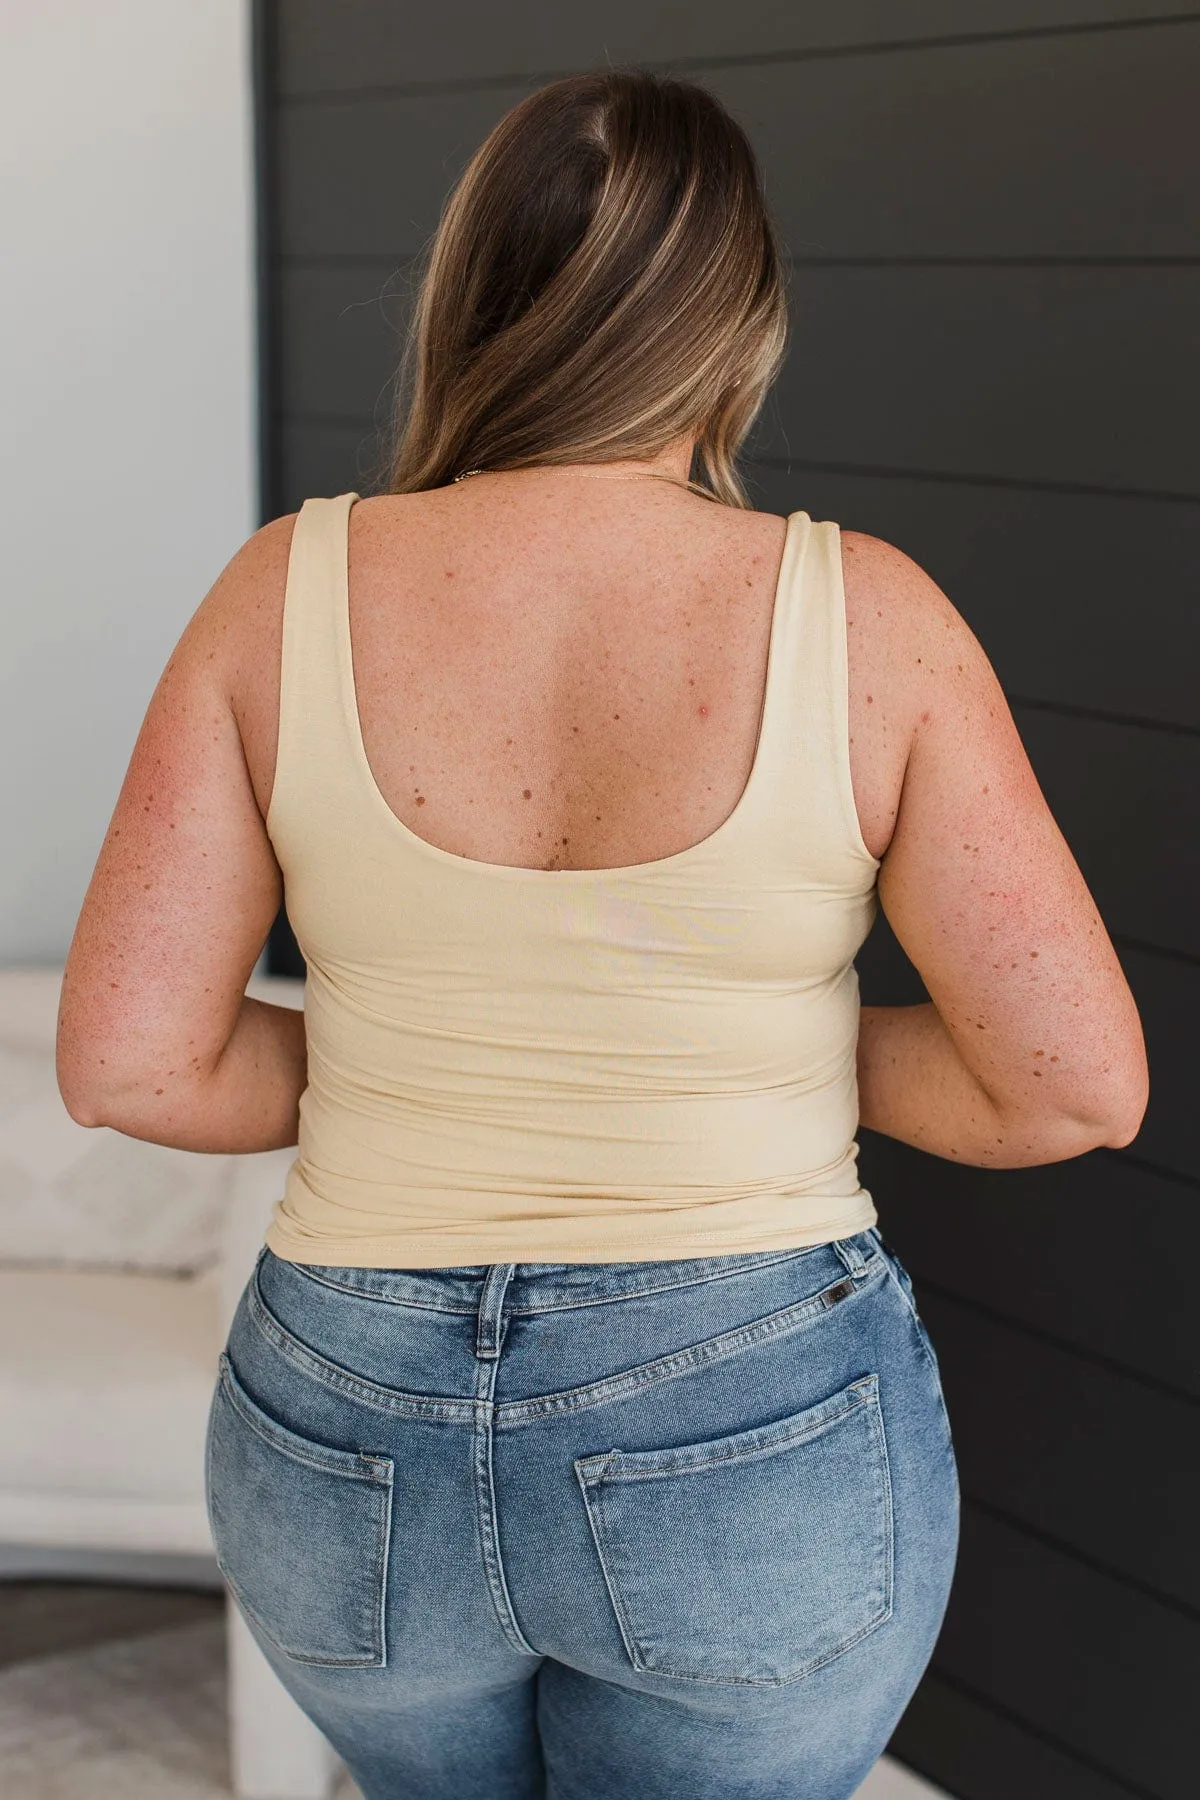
[854,909,932,1009]
[1013,706,1200,959]
[1107,945,1196,1182]
[705,25,1200,258]
[750,265,1200,494]
[855,1138,1199,1398]
[276,23,1200,260]
[277,2,1200,94]
[746,462,1200,733]
[275,267,1200,502]
[921,1293,1200,1606]
[279,262,412,422]
[933,1505,1199,1799]
[277,88,525,259]
[891,1670,1159,1800]
[279,421,387,513]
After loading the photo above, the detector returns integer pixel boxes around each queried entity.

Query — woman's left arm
[56,519,305,1153]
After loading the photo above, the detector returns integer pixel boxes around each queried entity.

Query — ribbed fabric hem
[262,1194,878,1269]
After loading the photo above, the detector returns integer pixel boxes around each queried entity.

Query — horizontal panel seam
[1110,934,1200,968]
[744,454,1200,506]
[498,1260,887,1424]
[910,1274,1200,1408]
[962,1491,1200,1625]
[1104,1146,1200,1190]
[925,1665,1167,1800]
[273,427,1200,508]
[272,12,1200,107]
[1010,696,1200,739]
[272,252,1200,271]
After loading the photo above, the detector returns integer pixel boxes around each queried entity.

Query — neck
[454,436,699,488]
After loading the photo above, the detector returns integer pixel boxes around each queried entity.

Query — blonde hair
[385,69,788,508]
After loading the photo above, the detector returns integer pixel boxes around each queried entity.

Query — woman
[57,69,1147,1800]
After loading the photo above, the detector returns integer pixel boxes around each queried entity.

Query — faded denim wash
[206,1228,959,1798]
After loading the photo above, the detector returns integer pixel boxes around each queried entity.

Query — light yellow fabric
[263,494,882,1268]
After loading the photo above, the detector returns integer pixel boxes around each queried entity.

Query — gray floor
[0,1579,221,1671]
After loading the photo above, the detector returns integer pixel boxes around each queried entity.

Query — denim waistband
[267,1228,882,1321]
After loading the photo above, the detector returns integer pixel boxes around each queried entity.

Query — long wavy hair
[384,69,788,508]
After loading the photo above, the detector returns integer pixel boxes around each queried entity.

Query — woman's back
[236,474,904,875]
[247,473,896,1266]
[230,465,1145,1234]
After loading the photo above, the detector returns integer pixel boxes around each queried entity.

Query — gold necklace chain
[451,466,705,495]
[456,468,683,482]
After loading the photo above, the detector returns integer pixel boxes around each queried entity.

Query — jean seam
[471,1316,538,1658]
[499,1258,889,1427]
[245,1252,889,1430]
[281,1242,829,1316]
[216,1355,392,1483]
[882,1258,956,1463]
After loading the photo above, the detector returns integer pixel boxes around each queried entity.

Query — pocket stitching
[217,1354,391,1486]
[217,1560,390,1670]
[206,1361,394,1668]
[575,1460,644,1677]
[576,1379,895,1686]
[577,1375,878,1486]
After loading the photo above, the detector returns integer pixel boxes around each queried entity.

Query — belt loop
[832,1233,869,1279]
[475,1264,517,1360]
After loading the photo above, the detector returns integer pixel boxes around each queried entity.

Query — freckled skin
[60,465,1142,1155]
[837,527,1146,1161]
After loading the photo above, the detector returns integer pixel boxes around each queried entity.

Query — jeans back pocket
[205,1353,393,1666]
[575,1373,893,1685]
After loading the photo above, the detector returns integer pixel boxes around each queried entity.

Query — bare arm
[847,535,1148,1167]
[57,515,307,1151]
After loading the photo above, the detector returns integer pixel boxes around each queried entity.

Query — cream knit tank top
[263,494,882,1267]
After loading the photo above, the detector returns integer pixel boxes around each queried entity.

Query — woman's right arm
[850,537,1149,1168]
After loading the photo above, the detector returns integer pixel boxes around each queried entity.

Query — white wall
[0,2,258,966]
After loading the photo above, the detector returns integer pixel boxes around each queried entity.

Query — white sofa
[0,965,341,1800]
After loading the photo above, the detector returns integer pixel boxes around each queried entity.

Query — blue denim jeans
[206,1228,959,1799]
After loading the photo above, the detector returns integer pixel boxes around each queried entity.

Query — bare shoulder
[180,511,299,693]
[841,526,997,655]
[206,511,299,627]
[839,527,1003,730]
[169,513,301,826]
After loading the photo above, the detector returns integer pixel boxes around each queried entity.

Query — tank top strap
[752,511,880,874]
[266,492,362,844]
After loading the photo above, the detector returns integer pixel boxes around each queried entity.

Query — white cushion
[0,1266,221,1553]
[0,966,304,1277]
[0,1036,237,1276]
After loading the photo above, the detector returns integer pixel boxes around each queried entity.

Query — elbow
[57,1080,111,1130]
[992,1072,1149,1163]
[1103,1043,1151,1147]
[56,1049,131,1130]
[56,1029,114,1128]
[1097,1082,1150,1151]
[1072,1062,1150,1154]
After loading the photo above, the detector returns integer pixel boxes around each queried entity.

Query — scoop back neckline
[337,496,803,883]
